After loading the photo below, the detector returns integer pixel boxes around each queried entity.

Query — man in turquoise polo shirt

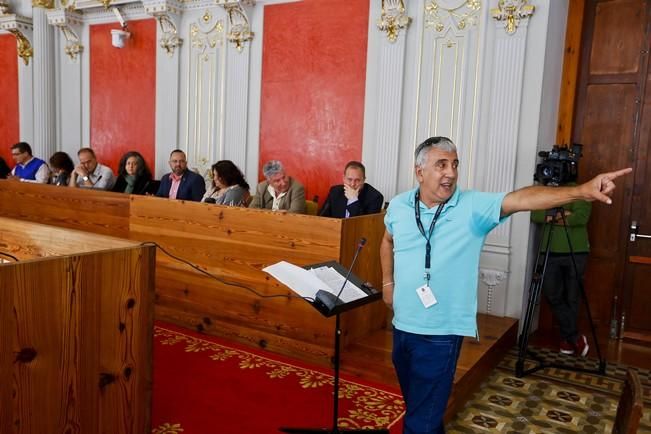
[380,136,630,434]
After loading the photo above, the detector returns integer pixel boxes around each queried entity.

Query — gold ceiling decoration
[425,0,481,33]
[60,25,83,59]
[224,3,253,52]
[157,14,182,56]
[8,28,34,65]
[377,0,411,43]
[490,0,535,35]
[32,0,54,8]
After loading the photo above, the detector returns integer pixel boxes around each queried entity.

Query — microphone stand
[280,239,389,434]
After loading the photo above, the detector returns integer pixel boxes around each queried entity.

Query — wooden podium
[0,217,155,434]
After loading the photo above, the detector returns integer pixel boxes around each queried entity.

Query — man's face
[343,167,365,190]
[268,170,289,194]
[79,151,98,173]
[415,148,459,204]
[11,148,29,165]
[169,152,187,176]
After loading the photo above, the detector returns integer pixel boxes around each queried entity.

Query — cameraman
[531,190,591,357]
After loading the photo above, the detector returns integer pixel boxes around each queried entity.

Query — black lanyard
[415,189,446,285]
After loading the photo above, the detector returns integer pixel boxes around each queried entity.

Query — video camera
[534,143,582,186]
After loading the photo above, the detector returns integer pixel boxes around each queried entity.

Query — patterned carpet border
[153,324,406,433]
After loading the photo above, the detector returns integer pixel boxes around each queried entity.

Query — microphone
[314,237,367,314]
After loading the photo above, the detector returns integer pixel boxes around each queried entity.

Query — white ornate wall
[362,0,570,321]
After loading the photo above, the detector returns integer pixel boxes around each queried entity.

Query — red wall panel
[259,0,369,205]
[90,19,156,174]
[0,35,20,165]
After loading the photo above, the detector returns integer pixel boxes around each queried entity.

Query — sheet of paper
[309,266,367,303]
[262,261,329,300]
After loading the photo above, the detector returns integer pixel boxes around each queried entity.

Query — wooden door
[573,0,651,339]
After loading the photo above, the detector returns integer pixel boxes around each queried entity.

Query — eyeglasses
[11,151,24,156]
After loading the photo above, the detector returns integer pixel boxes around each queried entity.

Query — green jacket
[530,198,591,254]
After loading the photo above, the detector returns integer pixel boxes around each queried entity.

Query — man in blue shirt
[380,136,631,434]
[8,142,49,183]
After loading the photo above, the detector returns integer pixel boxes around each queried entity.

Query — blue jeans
[392,329,464,434]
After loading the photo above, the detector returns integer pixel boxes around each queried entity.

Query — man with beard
[156,149,206,201]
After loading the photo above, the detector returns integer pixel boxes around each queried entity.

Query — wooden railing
[0,181,387,366]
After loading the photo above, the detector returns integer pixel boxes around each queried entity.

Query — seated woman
[49,151,74,186]
[112,151,154,195]
[204,160,250,206]
[0,156,10,179]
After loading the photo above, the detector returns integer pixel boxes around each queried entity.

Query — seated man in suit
[249,160,306,213]
[156,149,206,201]
[320,161,383,218]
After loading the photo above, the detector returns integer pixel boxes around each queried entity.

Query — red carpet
[152,322,405,434]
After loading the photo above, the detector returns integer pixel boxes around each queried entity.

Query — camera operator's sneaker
[574,335,589,357]
[560,340,575,355]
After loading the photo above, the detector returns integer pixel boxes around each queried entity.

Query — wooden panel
[129,196,386,362]
[626,263,651,333]
[590,0,646,75]
[556,0,586,146]
[0,245,154,434]
[339,213,387,344]
[0,181,130,237]
[579,84,634,258]
[0,185,388,367]
[0,217,136,261]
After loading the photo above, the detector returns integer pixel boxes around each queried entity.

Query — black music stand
[279,261,388,434]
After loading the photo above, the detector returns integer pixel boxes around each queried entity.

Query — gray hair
[414,137,457,167]
[262,160,285,179]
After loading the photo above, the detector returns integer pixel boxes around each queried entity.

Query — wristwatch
[82,175,89,182]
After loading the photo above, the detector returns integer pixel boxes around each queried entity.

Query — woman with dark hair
[0,156,10,179]
[49,151,75,186]
[112,151,154,195]
[201,160,250,206]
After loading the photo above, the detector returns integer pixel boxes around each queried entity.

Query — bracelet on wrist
[382,281,394,287]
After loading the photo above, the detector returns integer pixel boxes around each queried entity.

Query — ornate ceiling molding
[33,0,55,9]
[215,0,254,52]
[490,0,534,35]
[142,0,183,56]
[425,0,481,34]
[376,0,411,43]
[0,12,34,65]
[47,8,84,60]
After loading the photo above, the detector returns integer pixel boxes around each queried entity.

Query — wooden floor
[340,313,519,420]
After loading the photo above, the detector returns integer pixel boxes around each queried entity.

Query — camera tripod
[515,206,607,378]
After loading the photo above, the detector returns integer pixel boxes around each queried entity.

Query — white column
[32,6,56,159]
[154,12,183,178]
[223,40,250,169]
[362,0,410,199]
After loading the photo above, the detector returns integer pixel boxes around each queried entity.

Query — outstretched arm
[501,168,632,217]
